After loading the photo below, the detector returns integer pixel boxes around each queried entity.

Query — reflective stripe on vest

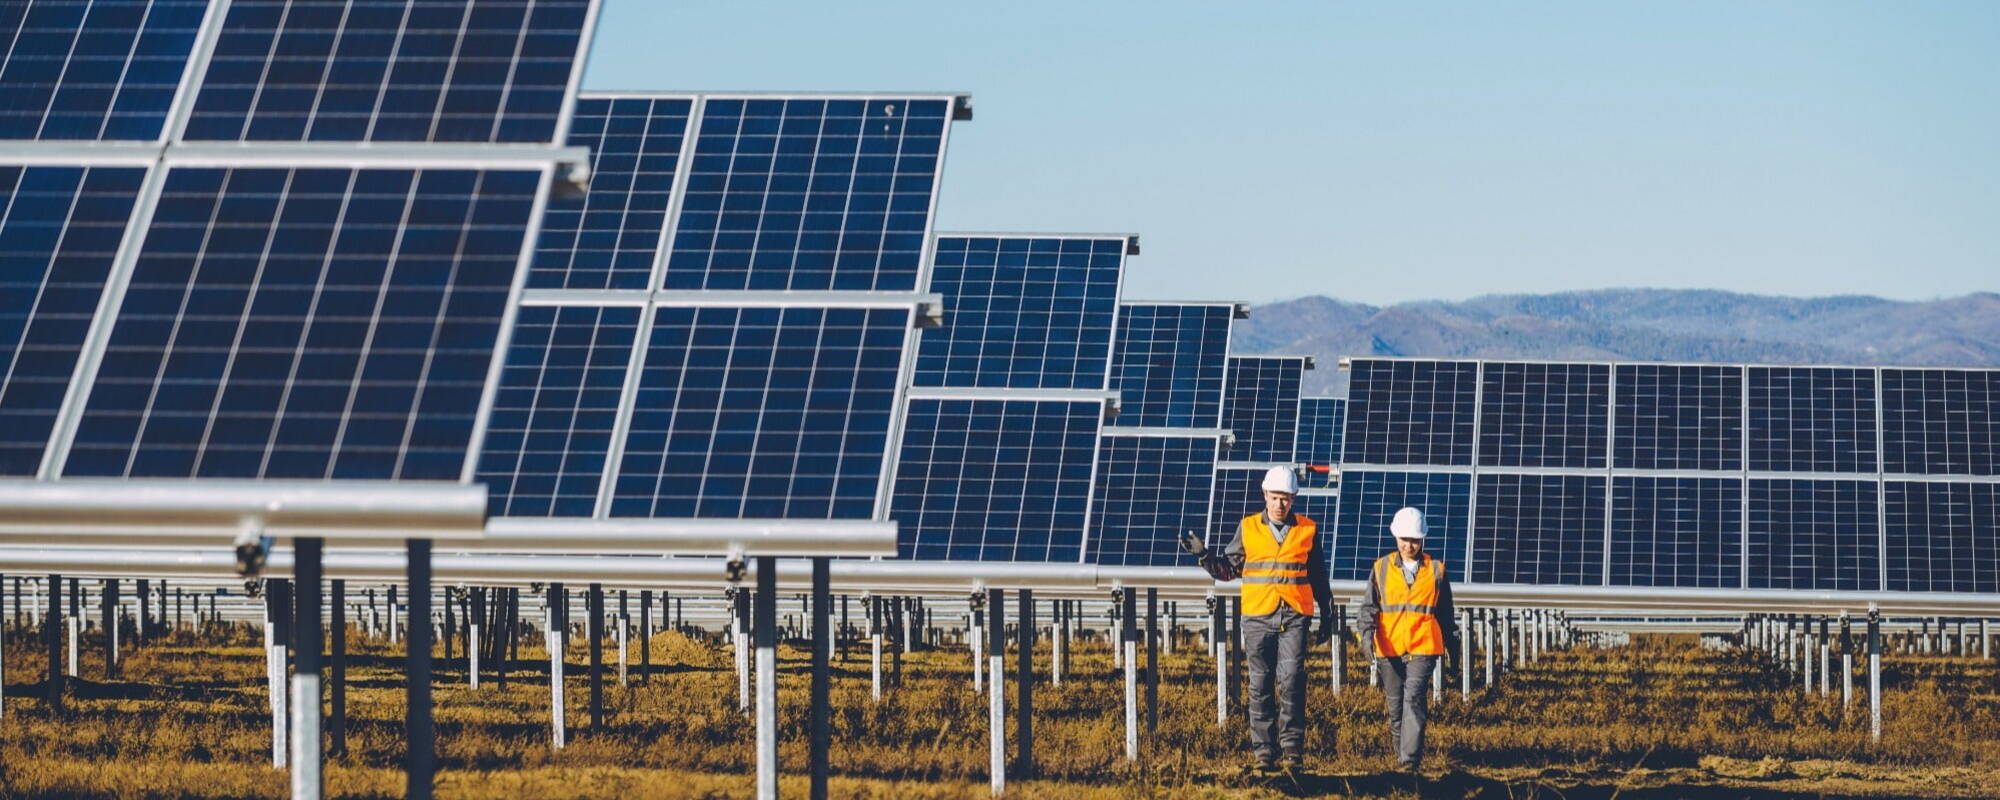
[1372,553,1447,657]
[1238,513,1317,616]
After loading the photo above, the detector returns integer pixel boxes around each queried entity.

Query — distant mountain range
[1229,289,2000,396]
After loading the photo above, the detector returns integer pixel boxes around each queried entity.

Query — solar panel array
[3,0,600,489]
[1335,358,2000,593]
[481,92,966,520]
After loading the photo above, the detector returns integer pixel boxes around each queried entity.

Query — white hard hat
[1389,507,1427,539]
[1260,466,1299,495]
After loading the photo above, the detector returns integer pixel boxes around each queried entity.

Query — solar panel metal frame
[1088,426,1229,568]
[1336,357,2000,594]
[919,231,1135,391]
[1107,300,1243,430]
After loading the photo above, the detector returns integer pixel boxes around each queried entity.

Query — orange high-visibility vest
[1371,553,1447,657]
[1239,514,1318,616]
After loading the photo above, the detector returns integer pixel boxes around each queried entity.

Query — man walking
[1355,507,1459,773]
[1185,466,1334,771]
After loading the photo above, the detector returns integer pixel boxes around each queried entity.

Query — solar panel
[1330,470,1470,581]
[663,97,954,292]
[1883,481,1998,593]
[528,95,692,290]
[1471,473,1606,585]
[1296,397,1345,465]
[0,0,209,141]
[1613,363,1742,471]
[63,166,540,480]
[609,305,911,520]
[1746,478,1880,591]
[1089,433,1218,567]
[1609,476,1742,588]
[1882,368,2000,476]
[475,304,638,517]
[1747,366,1877,473]
[913,235,1126,390]
[1108,302,1232,428]
[1208,465,1290,542]
[0,165,147,475]
[1478,361,1608,469]
[892,396,1104,561]
[1222,356,1304,462]
[1340,358,1477,466]
[182,0,597,143]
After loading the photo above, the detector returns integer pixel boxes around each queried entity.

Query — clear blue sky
[583,1,2000,306]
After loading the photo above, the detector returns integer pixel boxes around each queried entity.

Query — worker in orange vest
[1185,466,1334,771]
[1354,507,1459,773]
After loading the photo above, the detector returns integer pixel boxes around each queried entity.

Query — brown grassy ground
[2,621,1997,799]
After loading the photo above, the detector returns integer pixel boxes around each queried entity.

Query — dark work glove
[1446,639,1463,667]
[1311,617,1333,646]
[1176,530,1206,556]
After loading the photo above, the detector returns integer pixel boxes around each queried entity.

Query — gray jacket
[1206,512,1335,620]
[1354,551,1459,651]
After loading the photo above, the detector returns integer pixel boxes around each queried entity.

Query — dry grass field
[2,620,1998,799]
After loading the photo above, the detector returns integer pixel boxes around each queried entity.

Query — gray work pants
[1242,605,1309,760]
[1378,654,1438,768]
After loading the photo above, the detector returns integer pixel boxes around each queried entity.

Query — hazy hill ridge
[1230,289,2000,396]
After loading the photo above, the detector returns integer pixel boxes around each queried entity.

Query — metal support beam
[1145,588,1158,736]
[1867,606,1882,743]
[754,557,777,800]
[810,558,831,800]
[1016,588,1035,779]
[1122,589,1137,761]
[45,572,61,712]
[986,588,1005,797]
[404,540,434,800]
[588,583,604,730]
[291,538,324,800]
[331,580,346,757]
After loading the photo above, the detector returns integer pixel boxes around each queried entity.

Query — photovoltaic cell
[1222,356,1302,462]
[1609,476,1743,588]
[183,0,594,143]
[0,0,208,140]
[664,97,948,292]
[1108,303,1230,428]
[1881,368,2000,476]
[66,166,539,480]
[1090,435,1217,567]
[1295,397,1344,488]
[893,397,1101,562]
[1478,361,1608,469]
[1746,478,1880,591]
[1883,481,1998,593]
[609,305,909,519]
[475,304,638,517]
[528,96,691,289]
[1330,470,1470,581]
[1747,366,1878,473]
[0,165,146,475]
[1340,359,1477,466]
[1471,473,1606,585]
[1614,364,1742,471]
[914,236,1123,389]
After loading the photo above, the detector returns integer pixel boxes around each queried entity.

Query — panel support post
[1122,589,1138,761]
[1839,612,1852,709]
[1330,602,1344,694]
[291,538,324,800]
[869,595,882,701]
[754,558,778,800]
[548,583,565,750]
[330,579,346,757]
[810,558,831,800]
[404,539,434,800]
[1867,606,1882,744]
[971,597,983,694]
[1460,609,1472,697]
[986,588,1005,797]
[735,587,751,711]
[1211,596,1226,725]
[1016,588,1035,780]
[587,583,604,731]
[44,572,62,713]
[1145,588,1159,736]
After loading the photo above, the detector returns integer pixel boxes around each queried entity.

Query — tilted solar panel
[182,0,596,143]
[1090,434,1218,567]
[476,304,638,517]
[1472,473,1606,585]
[1340,358,1476,466]
[892,396,1103,561]
[1746,478,1880,591]
[0,165,147,475]
[0,0,209,141]
[1296,397,1345,466]
[609,305,911,520]
[1747,366,1877,473]
[1613,363,1742,471]
[1609,476,1742,588]
[1478,361,1607,469]
[1881,368,2000,476]
[1330,470,1469,582]
[1108,303,1231,428]
[528,96,692,290]
[1883,481,1998,593]
[63,166,541,480]
[1222,356,1303,462]
[914,235,1125,390]
[664,97,951,292]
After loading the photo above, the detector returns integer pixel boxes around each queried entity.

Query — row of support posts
[1743,607,1887,742]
